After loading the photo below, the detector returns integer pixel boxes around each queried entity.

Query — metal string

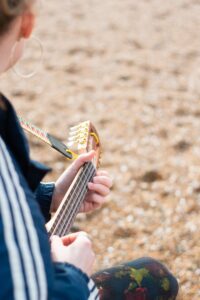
[54,166,93,234]
[50,162,95,236]
[49,162,95,236]
[57,165,95,236]
[49,162,91,235]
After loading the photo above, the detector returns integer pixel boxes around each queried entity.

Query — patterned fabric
[92,257,178,300]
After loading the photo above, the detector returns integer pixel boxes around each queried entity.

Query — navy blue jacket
[0,94,99,300]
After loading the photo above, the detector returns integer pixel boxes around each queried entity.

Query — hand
[79,169,112,213]
[51,151,113,213]
[50,232,95,276]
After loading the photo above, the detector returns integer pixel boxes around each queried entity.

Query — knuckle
[106,187,110,195]
[84,238,92,247]
[102,188,109,196]
[79,231,87,235]
[109,178,113,186]
[80,235,92,246]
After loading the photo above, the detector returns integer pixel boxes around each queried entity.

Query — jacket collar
[0,93,51,191]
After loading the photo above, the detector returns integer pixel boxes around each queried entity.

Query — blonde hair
[0,0,33,34]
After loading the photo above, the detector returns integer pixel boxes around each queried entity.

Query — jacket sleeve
[0,137,99,300]
[0,137,49,300]
[35,182,55,222]
[52,263,99,300]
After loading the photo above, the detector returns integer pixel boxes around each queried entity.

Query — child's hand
[51,151,112,213]
[50,232,95,276]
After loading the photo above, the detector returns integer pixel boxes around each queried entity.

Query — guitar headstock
[67,121,101,168]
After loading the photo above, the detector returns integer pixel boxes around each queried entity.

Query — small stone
[141,170,163,183]
[174,140,191,152]
[114,227,133,238]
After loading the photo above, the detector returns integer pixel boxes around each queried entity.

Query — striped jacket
[0,94,99,300]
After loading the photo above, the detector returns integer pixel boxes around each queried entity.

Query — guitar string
[50,163,95,236]
[19,116,49,144]
[51,163,92,230]
[49,162,92,235]
[49,162,95,236]
[58,165,96,236]
[51,163,95,236]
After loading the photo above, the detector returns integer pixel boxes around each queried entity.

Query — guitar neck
[18,116,73,159]
[48,161,96,237]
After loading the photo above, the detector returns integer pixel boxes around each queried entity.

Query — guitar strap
[18,116,77,160]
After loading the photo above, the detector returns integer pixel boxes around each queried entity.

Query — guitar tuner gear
[90,132,99,144]
[65,149,79,160]
[19,117,101,170]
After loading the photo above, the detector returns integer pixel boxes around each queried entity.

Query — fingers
[72,151,96,172]
[96,170,109,176]
[92,175,113,189]
[50,235,64,261]
[79,197,101,213]
[54,151,96,196]
[50,235,62,246]
[85,192,105,205]
[88,173,112,196]
[74,233,95,272]
[61,232,80,246]
[75,232,92,245]
[50,232,92,252]
[61,231,88,246]
[50,233,95,275]
[79,171,112,213]
[88,182,110,196]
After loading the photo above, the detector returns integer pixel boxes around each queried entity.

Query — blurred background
[0,0,200,299]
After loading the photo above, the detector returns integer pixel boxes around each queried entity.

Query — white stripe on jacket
[0,138,47,300]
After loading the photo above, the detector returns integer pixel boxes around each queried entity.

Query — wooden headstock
[67,121,101,168]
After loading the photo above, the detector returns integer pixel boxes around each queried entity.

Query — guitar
[19,117,101,236]
[44,121,101,237]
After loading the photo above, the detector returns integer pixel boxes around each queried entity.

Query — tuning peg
[69,124,81,131]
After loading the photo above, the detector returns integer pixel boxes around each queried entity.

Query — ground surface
[1,0,200,299]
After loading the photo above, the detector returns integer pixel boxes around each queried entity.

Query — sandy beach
[1,0,200,298]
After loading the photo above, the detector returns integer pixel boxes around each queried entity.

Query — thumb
[72,232,92,248]
[71,150,96,174]
[50,235,63,252]
[50,235,65,262]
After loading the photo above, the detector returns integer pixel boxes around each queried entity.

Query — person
[0,0,179,299]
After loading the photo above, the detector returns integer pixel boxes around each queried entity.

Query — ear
[20,12,35,39]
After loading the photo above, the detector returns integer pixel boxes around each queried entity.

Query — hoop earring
[10,36,43,79]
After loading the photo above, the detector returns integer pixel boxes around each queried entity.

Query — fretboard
[48,161,96,237]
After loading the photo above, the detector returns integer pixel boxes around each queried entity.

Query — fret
[50,162,95,236]
[49,163,95,236]
[18,116,50,144]
[18,116,73,159]
[50,162,92,232]
[58,166,96,236]
[49,162,96,236]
